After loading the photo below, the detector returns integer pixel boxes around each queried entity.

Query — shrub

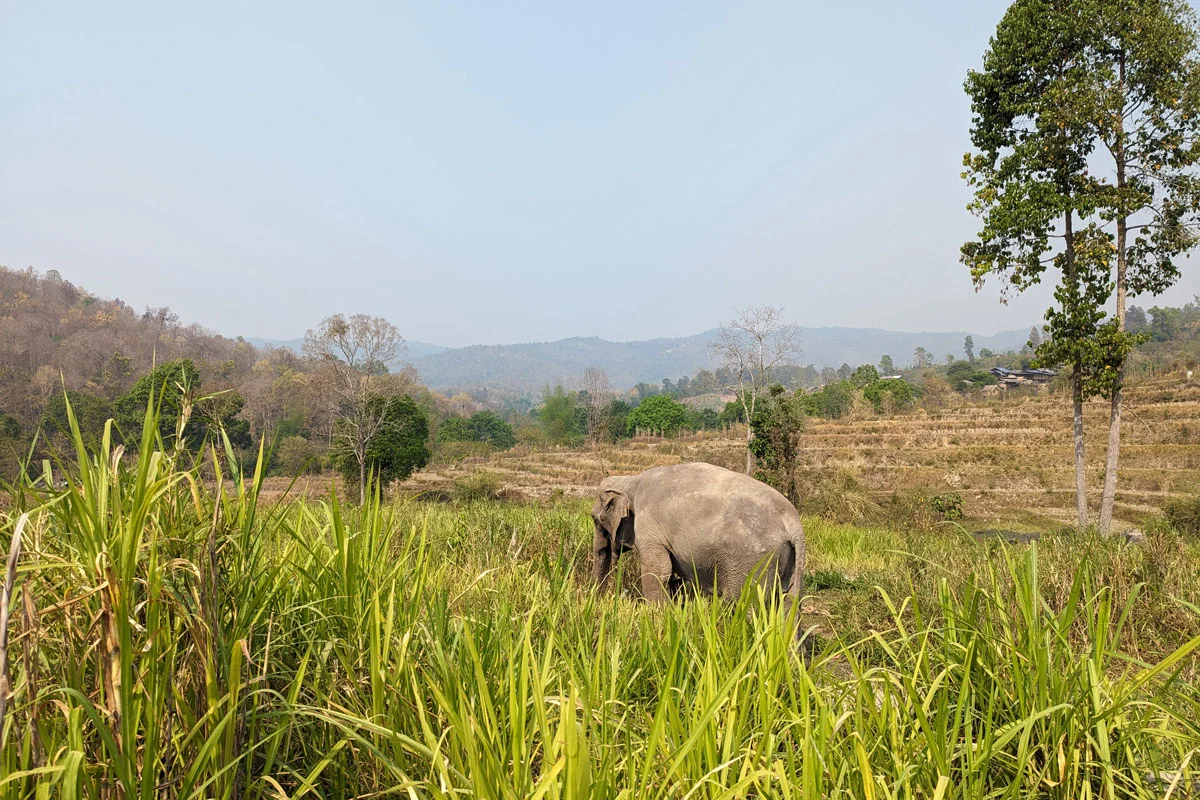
[272,435,324,476]
[1165,494,1200,537]
[626,395,690,436]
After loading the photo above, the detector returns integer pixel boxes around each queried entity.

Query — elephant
[589,462,805,630]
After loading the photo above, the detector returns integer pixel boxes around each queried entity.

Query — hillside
[405,326,1035,394]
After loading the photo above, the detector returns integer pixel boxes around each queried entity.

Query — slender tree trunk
[1073,379,1089,527]
[745,424,753,474]
[1065,208,1090,527]
[359,456,366,505]
[1099,54,1128,536]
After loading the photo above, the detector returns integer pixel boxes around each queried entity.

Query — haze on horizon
[3,1,1199,349]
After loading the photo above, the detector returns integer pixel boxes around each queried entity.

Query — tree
[964,335,976,362]
[879,354,896,375]
[1083,0,1200,533]
[912,347,931,369]
[850,364,880,388]
[1127,305,1149,333]
[331,394,429,493]
[538,385,585,445]
[626,395,690,437]
[862,378,917,413]
[304,313,407,503]
[709,305,801,474]
[963,0,1200,531]
[472,411,516,449]
[41,390,113,451]
[748,385,807,504]
[114,358,201,446]
[962,1,1112,526]
[580,367,614,442]
[1029,326,1043,349]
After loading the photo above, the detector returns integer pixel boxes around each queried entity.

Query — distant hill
[407,327,1035,394]
[244,337,448,359]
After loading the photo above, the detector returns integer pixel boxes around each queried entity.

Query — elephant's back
[638,462,802,533]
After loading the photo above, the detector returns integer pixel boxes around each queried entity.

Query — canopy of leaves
[626,395,690,436]
[41,391,114,451]
[537,385,585,446]
[749,384,807,503]
[332,394,430,489]
[438,410,516,450]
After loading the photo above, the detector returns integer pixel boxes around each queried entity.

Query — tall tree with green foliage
[963,335,976,362]
[964,0,1200,531]
[1082,0,1200,533]
[962,0,1113,525]
[878,354,895,375]
[537,385,585,445]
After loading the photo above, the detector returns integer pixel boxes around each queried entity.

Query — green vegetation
[437,410,517,450]
[331,394,431,492]
[1,401,1197,797]
[625,394,690,436]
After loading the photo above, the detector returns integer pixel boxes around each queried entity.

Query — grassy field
[386,378,1200,530]
[0,401,1199,798]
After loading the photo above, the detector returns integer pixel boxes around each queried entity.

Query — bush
[451,471,503,502]
[1165,494,1200,537]
[272,435,324,476]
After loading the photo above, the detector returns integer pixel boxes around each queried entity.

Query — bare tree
[580,366,614,443]
[303,313,406,503]
[709,305,801,474]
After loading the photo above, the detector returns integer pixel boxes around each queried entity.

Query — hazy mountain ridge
[244,337,449,359]
[406,327,1035,394]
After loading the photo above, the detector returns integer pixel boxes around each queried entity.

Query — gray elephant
[590,462,805,624]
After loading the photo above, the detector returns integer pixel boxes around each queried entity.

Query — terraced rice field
[390,378,1200,527]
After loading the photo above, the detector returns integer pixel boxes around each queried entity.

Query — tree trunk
[745,424,754,475]
[1073,375,1089,527]
[359,457,366,506]
[1099,53,1127,536]
[1064,207,1089,527]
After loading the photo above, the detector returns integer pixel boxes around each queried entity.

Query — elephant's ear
[596,489,631,536]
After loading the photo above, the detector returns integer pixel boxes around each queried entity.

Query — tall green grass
[0,398,1197,798]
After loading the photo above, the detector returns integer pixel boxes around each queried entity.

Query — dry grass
[386,377,1200,528]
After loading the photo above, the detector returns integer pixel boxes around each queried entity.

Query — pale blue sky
[3,1,1198,347]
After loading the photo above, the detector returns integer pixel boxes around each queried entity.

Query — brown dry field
[263,377,1200,529]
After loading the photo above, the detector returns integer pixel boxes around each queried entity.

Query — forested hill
[407,327,1034,394]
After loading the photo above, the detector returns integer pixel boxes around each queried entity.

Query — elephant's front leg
[638,545,674,604]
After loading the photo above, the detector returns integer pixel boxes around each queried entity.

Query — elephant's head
[590,487,634,589]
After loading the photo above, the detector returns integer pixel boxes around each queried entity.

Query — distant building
[989,366,1056,386]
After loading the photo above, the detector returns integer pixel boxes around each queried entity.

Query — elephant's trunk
[592,533,613,590]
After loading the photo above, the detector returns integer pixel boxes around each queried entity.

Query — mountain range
[250,327,1035,395]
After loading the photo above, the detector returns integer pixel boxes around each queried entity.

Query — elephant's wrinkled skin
[590,462,805,618]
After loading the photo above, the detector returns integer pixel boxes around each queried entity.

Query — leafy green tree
[1127,306,1148,333]
[962,2,1113,526]
[115,359,201,446]
[809,382,855,419]
[947,361,1000,390]
[748,385,807,503]
[41,391,114,451]
[687,408,721,430]
[626,395,690,436]
[607,399,632,441]
[718,399,745,426]
[467,411,516,449]
[331,395,429,493]
[879,354,895,375]
[964,335,975,362]
[437,417,474,443]
[850,364,880,388]
[862,379,916,413]
[538,385,585,445]
[912,347,931,369]
[273,435,324,476]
